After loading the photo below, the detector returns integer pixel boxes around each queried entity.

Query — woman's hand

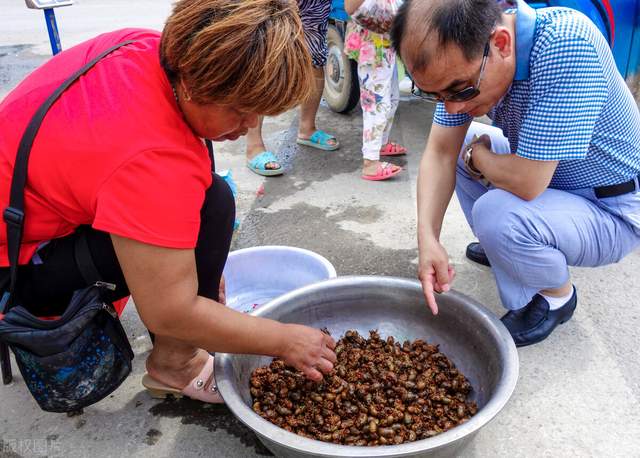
[418,237,456,315]
[277,324,337,382]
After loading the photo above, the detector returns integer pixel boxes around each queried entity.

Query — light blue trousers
[456,122,640,310]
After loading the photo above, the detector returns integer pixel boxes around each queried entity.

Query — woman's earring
[180,80,192,102]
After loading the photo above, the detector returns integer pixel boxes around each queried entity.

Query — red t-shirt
[0,29,212,266]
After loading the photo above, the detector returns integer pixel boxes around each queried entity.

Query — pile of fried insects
[250,330,477,446]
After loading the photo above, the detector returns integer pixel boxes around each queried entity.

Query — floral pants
[357,54,399,161]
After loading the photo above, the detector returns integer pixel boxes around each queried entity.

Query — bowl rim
[225,245,338,279]
[215,275,519,457]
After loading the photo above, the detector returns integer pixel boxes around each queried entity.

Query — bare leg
[297,67,338,148]
[245,116,280,170]
[540,280,573,298]
[246,116,266,159]
[146,335,210,390]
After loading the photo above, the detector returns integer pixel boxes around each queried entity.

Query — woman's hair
[160,0,313,116]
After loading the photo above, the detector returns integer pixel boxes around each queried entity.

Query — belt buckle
[2,207,24,227]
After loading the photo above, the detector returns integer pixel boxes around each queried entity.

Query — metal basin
[215,276,519,457]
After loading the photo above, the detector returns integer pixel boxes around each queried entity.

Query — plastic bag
[351,0,404,35]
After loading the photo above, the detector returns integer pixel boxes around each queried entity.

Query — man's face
[408,35,515,117]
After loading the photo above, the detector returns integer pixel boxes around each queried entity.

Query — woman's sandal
[362,162,403,181]
[247,151,283,177]
[296,130,340,151]
[380,142,407,156]
[141,354,223,403]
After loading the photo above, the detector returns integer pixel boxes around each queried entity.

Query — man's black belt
[594,174,640,199]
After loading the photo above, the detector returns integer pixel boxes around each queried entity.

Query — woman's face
[177,90,259,141]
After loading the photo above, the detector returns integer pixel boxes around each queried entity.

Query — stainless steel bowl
[215,276,519,457]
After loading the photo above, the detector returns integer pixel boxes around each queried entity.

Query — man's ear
[492,27,513,58]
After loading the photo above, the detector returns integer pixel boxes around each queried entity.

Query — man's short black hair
[392,0,503,70]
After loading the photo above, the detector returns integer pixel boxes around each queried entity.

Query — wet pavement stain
[149,398,273,456]
[144,428,162,446]
[234,203,416,278]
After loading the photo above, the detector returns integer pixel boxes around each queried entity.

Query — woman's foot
[246,146,282,174]
[144,350,222,403]
[297,128,339,151]
[362,160,403,181]
[380,142,407,156]
[146,347,210,391]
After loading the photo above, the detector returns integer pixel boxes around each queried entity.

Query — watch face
[464,146,474,166]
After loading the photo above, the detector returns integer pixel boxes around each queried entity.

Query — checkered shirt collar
[514,0,538,81]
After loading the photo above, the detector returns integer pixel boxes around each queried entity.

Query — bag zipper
[94,281,116,291]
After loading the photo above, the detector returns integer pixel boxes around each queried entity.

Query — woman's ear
[492,27,513,58]
[179,78,192,102]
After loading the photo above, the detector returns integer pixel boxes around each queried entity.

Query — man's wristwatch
[462,143,484,179]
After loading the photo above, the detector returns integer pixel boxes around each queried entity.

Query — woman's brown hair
[160,0,313,116]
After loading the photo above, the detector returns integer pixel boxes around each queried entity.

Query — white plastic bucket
[222,245,337,313]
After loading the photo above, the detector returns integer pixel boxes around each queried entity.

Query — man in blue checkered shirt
[391,0,640,346]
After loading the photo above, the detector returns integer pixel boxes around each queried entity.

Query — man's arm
[417,122,470,313]
[470,141,558,201]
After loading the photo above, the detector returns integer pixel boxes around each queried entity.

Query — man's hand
[418,238,456,315]
[460,134,492,182]
[470,138,558,201]
[277,325,337,382]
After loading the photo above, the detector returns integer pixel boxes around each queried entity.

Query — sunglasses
[412,41,491,103]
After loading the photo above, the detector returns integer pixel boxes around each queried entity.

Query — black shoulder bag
[0,41,135,412]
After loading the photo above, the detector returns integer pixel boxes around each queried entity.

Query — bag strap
[2,40,134,311]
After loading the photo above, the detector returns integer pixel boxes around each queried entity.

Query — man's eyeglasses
[411,41,491,103]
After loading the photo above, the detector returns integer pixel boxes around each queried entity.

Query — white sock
[540,286,574,311]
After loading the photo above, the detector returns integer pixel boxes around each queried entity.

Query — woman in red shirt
[0,0,336,403]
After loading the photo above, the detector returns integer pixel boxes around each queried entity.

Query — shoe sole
[296,138,339,151]
[247,164,284,177]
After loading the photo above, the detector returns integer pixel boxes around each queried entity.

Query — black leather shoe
[501,288,577,347]
[465,242,491,267]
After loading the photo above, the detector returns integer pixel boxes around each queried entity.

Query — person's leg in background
[379,61,407,156]
[245,0,338,174]
[295,0,339,151]
[245,116,284,177]
[358,56,402,180]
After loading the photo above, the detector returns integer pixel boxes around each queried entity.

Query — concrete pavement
[1,2,639,457]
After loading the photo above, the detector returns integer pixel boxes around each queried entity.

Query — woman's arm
[111,234,336,381]
[344,0,365,15]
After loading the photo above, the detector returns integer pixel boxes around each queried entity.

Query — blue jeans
[456,122,640,310]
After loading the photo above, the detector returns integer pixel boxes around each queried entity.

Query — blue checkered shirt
[434,2,640,189]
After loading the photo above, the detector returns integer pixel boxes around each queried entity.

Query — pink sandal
[141,354,223,403]
[380,142,407,156]
[362,162,403,181]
